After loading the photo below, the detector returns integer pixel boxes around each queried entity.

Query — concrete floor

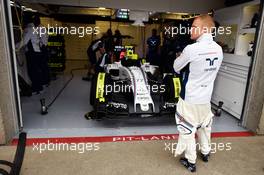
[20,71,246,138]
[0,136,264,175]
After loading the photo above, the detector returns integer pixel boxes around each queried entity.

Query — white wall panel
[212,53,251,119]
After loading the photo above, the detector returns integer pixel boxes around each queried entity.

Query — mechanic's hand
[15,43,21,52]
[15,48,20,52]
[176,52,182,58]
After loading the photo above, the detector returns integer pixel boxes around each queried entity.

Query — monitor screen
[116,9,129,19]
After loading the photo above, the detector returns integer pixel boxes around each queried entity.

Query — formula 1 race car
[87,47,181,120]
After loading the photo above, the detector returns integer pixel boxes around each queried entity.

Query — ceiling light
[132,19,144,27]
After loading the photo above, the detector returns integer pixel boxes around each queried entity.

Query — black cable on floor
[46,68,86,108]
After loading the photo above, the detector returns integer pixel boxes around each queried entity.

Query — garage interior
[9,0,261,138]
[1,0,264,174]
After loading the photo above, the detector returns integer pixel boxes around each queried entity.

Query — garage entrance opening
[10,1,260,138]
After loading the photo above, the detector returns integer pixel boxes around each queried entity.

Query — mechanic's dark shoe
[32,91,40,95]
[84,112,90,120]
[180,157,196,173]
[82,77,91,81]
[32,90,44,95]
[201,153,210,162]
[84,111,96,120]
[44,83,50,88]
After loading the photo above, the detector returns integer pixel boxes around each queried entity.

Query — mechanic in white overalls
[16,15,49,94]
[173,14,223,172]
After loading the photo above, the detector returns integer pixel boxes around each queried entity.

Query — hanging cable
[40,68,86,114]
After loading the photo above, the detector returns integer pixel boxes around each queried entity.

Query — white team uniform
[16,23,48,52]
[173,33,223,164]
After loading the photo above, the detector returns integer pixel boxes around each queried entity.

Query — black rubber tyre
[163,74,180,102]
[90,74,97,106]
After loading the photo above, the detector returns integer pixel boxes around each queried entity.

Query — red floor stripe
[11,131,254,146]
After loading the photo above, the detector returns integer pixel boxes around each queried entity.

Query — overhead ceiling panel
[19,0,226,13]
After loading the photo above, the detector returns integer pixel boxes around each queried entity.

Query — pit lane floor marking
[11,131,254,146]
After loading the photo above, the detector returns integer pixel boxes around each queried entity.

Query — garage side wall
[0,0,19,144]
[258,106,264,134]
[243,5,264,134]
[0,109,6,144]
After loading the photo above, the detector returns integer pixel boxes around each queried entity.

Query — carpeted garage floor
[0,136,264,175]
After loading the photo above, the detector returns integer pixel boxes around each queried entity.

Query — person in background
[16,14,49,94]
[39,23,50,87]
[95,41,111,73]
[113,29,123,61]
[146,29,161,66]
[83,37,102,81]
[84,41,111,120]
[173,14,223,172]
[160,30,176,73]
[161,28,192,73]
[103,29,114,54]
[114,29,122,46]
